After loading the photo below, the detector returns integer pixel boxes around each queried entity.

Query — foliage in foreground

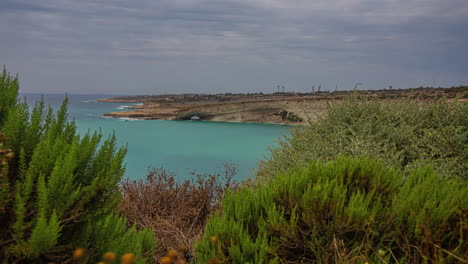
[119,165,238,262]
[197,157,468,264]
[0,67,155,263]
[257,96,468,181]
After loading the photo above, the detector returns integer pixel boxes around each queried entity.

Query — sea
[20,93,289,180]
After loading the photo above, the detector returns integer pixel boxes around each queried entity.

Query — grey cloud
[0,0,467,94]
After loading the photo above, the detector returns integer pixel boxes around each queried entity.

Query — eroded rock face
[102,99,327,124]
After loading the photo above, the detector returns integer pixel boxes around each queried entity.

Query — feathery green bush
[0,67,155,263]
[257,96,468,181]
[197,157,467,263]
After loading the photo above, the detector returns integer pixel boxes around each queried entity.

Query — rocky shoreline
[99,86,467,124]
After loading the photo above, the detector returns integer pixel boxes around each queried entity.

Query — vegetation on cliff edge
[257,96,467,181]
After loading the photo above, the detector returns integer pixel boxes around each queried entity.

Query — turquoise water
[21,94,288,180]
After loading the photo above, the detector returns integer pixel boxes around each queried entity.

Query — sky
[1,0,467,95]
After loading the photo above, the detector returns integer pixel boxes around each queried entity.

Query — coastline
[98,86,467,125]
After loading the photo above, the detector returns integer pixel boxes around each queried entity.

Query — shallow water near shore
[21,93,289,180]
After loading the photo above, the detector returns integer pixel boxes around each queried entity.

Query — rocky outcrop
[102,99,328,124]
[100,86,467,124]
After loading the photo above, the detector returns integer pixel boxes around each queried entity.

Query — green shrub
[0,67,155,263]
[274,110,303,122]
[0,67,19,125]
[196,157,467,263]
[258,97,468,181]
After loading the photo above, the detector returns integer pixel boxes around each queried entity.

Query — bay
[20,93,289,180]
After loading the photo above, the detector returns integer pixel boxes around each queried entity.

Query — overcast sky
[1,0,467,94]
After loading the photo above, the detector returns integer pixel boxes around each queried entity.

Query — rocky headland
[99,86,467,124]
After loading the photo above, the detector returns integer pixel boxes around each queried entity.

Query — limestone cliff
[99,87,466,124]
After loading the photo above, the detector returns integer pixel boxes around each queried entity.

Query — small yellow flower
[209,236,218,244]
[177,245,188,253]
[121,253,136,264]
[73,248,85,259]
[167,249,178,259]
[160,256,174,264]
[102,252,117,262]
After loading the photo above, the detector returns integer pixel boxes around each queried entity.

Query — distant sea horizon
[19,93,289,180]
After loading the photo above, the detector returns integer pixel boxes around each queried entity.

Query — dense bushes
[258,96,468,181]
[0,67,155,263]
[196,157,467,263]
[119,165,238,262]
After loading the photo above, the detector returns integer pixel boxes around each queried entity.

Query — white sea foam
[116,103,144,110]
[116,105,130,110]
[118,117,140,121]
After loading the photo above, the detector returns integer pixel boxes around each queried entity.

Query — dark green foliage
[274,110,303,122]
[0,68,155,263]
[74,214,156,263]
[258,97,468,181]
[0,132,14,214]
[197,157,467,263]
[0,66,19,125]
